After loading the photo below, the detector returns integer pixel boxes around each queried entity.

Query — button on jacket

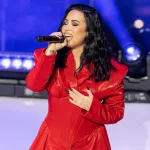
[26,48,128,150]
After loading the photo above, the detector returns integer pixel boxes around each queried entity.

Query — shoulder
[111,59,128,75]
[110,59,128,84]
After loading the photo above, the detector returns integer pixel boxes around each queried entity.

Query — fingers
[70,88,83,97]
[50,32,67,45]
[47,32,67,51]
[50,32,62,36]
[62,38,68,46]
[67,88,93,100]
[68,89,78,99]
[50,32,63,38]
[67,88,93,111]
[68,98,78,106]
[86,88,93,98]
[68,88,93,97]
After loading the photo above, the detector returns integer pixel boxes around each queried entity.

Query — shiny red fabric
[26,48,128,150]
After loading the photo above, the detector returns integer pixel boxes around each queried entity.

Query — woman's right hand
[45,32,68,56]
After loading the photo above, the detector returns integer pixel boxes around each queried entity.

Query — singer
[26,4,128,150]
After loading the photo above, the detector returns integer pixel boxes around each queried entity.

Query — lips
[64,33,73,41]
[64,33,72,37]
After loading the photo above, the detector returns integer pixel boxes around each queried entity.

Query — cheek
[61,26,65,33]
[74,28,87,40]
[61,25,65,32]
[69,34,86,48]
[76,33,87,44]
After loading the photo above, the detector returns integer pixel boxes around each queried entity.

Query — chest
[47,67,116,100]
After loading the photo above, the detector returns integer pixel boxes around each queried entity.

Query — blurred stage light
[0,56,34,71]
[0,52,47,98]
[22,59,34,70]
[0,52,34,80]
[122,43,147,80]
[120,48,150,103]
[121,48,150,103]
[139,28,150,34]
[134,19,144,29]
[12,59,22,69]
[1,58,11,69]
[124,45,141,62]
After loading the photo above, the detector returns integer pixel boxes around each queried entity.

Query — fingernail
[66,90,69,94]
[87,87,90,90]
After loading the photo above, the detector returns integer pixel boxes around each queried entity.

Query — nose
[62,23,72,32]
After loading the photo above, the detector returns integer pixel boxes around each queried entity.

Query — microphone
[36,35,65,43]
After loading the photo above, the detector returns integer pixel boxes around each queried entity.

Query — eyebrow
[64,19,80,23]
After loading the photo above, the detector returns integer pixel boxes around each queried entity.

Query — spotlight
[119,28,150,103]
[0,58,11,69]
[134,19,144,29]
[119,45,150,103]
[122,43,147,81]
[124,45,141,62]
[12,59,22,69]
[0,52,34,80]
[22,59,34,70]
[0,52,47,99]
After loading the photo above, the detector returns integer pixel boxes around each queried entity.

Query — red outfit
[26,48,128,150]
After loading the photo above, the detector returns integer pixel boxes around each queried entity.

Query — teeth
[64,34,72,37]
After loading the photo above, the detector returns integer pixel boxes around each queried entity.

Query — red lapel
[61,50,91,88]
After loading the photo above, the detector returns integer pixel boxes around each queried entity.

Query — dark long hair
[55,4,116,82]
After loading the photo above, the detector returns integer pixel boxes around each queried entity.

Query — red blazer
[26,48,128,150]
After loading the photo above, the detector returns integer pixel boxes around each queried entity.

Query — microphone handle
[36,36,65,43]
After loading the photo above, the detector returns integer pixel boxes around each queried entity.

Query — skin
[45,10,93,111]
[61,10,88,69]
[61,10,88,53]
[45,10,88,61]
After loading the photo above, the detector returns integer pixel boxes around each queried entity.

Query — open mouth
[64,33,73,41]
[65,36,72,40]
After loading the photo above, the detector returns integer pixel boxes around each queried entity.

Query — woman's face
[61,10,88,49]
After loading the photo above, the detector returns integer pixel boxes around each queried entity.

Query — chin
[66,42,79,49]
[66,44,73,49]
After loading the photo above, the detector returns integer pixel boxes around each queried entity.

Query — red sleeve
[25,48,57,92]
[82,82,125,124]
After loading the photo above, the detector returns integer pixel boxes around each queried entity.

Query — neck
[72,46,83,60]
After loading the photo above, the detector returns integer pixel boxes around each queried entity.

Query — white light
[134,19,144,29]
[12,59,22,69]
[125,45,141,61]
[23,59,34,70]
[1,58,11,69]
[127,47,135,54]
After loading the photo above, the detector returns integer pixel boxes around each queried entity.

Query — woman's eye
[62,22,79,26]
[72,23,78,26]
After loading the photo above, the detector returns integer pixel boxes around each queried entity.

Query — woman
[26,4,128,150]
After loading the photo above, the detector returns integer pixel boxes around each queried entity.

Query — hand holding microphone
[36,32,68,56]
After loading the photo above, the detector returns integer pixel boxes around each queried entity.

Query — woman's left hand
[67,88,93,111]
